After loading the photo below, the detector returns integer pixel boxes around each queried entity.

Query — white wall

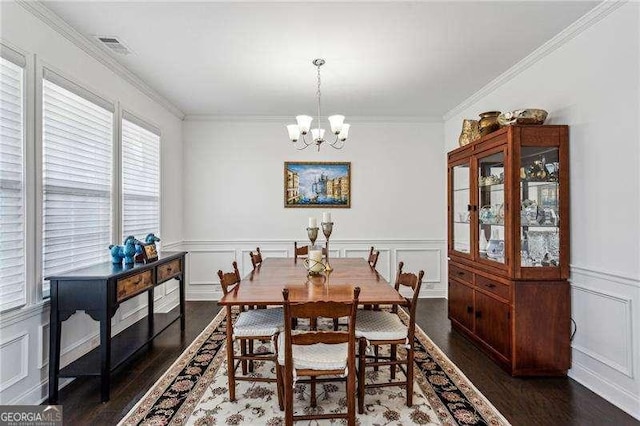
[182,119,447,300]
[0,2,183,404]
[444,2,640,418]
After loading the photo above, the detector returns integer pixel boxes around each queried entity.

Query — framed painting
[284,161,351,208]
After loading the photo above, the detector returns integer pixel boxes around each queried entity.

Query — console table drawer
[158,259,181,282]
[117,270,153,302]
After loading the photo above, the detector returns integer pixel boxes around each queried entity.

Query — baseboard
[187,289,222,301]
[569,360,640,420]
[155,289,180,313]
[419,289,447,298]
[8,377,73,405]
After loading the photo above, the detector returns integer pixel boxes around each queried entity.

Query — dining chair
[277,286,361,426]
[218,261,283,403]
[356,261,424,413]
[337,246,381,331]
[294,242,327,262]
[294,242,328,330]
[367,246,380,268]
[250,247,263,268]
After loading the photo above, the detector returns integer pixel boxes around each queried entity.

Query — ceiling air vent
[94,35,132,55]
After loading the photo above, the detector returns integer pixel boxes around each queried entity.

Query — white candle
[309,249,324,273]
[308,217,317,228]
[322,212,331,223]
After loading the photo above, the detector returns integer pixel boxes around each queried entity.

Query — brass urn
[478,111,501,137]
[458,119,480,146]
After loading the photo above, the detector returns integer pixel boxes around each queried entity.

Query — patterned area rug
[120,309,510,426]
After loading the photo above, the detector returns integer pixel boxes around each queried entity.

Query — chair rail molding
[180,238,447,300]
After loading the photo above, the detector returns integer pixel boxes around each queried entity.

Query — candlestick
[306,227,319,246]
[321,221,334,272]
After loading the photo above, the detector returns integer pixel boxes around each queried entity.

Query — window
[121,113,160,241]
[42,70,114,292]
[0,49,26,312]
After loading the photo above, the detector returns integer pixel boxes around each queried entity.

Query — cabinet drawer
[117,270,153,302]
[158,259,181,282]
[476,275,509,300]
[449,264,473,285]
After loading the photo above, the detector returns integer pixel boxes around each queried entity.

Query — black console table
[47,251,187,403]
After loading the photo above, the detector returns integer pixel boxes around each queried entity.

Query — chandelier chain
[316,63,322,134]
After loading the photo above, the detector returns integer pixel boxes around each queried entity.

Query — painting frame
[284,161,351,208]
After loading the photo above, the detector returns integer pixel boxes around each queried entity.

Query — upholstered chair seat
[234,307,284,338]
[355,310,408,341]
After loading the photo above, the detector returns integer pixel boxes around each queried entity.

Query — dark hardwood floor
[55,300,638,425]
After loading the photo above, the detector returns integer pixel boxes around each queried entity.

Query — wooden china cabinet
[447,125,570,376]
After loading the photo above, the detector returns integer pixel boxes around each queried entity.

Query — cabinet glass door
[477,150,506,265]
[451,163,472,255]
[519,147,560,268]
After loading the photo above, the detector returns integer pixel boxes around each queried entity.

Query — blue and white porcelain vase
[486,229,505,259]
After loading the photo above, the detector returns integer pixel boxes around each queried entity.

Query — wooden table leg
[225,306,236,401]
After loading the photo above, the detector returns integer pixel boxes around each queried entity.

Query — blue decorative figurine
[108,244,124,265]
[145,233,161,245]
[122,236,138,265]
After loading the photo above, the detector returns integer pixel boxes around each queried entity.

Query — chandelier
[286,59,350,151]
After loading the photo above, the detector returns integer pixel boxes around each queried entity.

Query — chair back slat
[289,300,353,319]
[291,332,350,346]
[217,261,240,295]
[294,242,327,261]
[282,286,360,352]
[392,261,424,337]
[250,247,263,268]
[294,242,309,258]
[367,246,380,268]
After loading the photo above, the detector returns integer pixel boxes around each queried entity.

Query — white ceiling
[44,1,598,118]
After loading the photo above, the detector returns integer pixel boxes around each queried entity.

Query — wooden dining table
[218,257,407,307]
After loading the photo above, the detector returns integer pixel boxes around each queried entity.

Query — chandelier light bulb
[338,123,350,141]
[328,115,345,134]
[287,124,301,142]
[311,128,325,142]
[296,115,313,134]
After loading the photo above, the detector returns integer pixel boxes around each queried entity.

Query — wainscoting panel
[568,266,639,419]
[0,332,29,392]
[182,239,447,300]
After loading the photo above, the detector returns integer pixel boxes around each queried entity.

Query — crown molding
[16,0,185,120]
[442,0,627,121]
[184,114,443,124]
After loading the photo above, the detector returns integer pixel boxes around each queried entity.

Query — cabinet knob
[466,306,473,314]
[486,283,496,288]
[457,271,465,276]
[475,311,482,319]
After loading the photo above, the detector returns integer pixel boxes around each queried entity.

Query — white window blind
[0,53,26,312]
[122,114,160,241]
[42,72,113,291]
